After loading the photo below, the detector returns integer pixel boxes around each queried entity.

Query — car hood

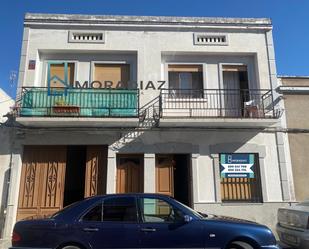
[204,214,259,225]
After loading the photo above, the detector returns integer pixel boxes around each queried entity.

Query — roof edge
[24,13,272,27]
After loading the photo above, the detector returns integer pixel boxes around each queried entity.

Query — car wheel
[228,241,255,249]
[62,245,81,249]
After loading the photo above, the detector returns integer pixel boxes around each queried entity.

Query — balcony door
[93,63,130,88]
[222,65,249,117]
[47,62,75,88]
[168,64,203,98]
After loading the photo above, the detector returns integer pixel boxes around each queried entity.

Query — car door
[77,196,140,249]
[138,196,205,249]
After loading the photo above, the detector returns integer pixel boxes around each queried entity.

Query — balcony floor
[16,116,139,128]
[159,117,279,128]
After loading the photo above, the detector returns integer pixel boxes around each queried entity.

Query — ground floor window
[219,153,263,203]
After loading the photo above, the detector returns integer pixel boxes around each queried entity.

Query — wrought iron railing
[17,87,139,118]
[160,89,277,119]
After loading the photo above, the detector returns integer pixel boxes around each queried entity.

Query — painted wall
[280,77,309,201]
[19,26,273,107]
[0,89,14,123]
[0,89,14,239]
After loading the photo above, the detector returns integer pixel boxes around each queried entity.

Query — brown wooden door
[116,155,143,193]
[156,155,174,197]
[17,146,66,220]
[84,145,108,198]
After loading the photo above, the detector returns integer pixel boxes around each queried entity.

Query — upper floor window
[47,62,75,88]
[93,63,130,89]
[168,65,203,98]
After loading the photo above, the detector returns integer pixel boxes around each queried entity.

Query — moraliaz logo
[47,62,166,96]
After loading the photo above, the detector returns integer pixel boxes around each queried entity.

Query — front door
[77,196,140,249]
[17,146,66,220]
[116,155,143,193]
[156,155,174,196]
[84,145,108,197]
[138,196,205,249]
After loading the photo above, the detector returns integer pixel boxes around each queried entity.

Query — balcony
[16,87,139,127]
[159,89,280,128]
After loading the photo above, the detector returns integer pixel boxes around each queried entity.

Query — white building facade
[1,13,295,240]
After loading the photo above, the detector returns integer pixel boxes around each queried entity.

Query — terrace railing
[17,87,139,118]
[160,89,277,119]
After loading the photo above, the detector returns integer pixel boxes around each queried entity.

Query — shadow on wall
[115,128,262,154]
[0,125,13,239]
[0,169,10,238]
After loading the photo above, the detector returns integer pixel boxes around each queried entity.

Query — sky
[0,0,308,98]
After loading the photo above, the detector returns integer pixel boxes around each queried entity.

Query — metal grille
[160,88,277,119]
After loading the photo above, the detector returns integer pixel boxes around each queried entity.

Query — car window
[103,197,137,222]
[139,197,184,223]
[51,201,82,218]
[83,203,103,222]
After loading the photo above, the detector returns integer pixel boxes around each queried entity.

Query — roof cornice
[24,13,272,30]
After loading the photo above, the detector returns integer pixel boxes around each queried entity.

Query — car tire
[228,241,255,249]
[62,245,81,249]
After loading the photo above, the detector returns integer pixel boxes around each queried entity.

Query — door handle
[141,228,156,232]
[83,227,99,232]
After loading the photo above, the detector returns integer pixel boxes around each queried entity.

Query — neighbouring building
[0,13,296,240]
[278,76,309,202]
[0,88,14,244]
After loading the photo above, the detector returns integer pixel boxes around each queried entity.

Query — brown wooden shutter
[49,63,75,87]
[222,65,247,72]
[84,145,108,197]
[94,64,130,88]
[17,146,66,220]
[155,155,174,197]
[168,65,202,72]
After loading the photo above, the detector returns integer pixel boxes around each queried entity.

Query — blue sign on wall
[220,153,255,178]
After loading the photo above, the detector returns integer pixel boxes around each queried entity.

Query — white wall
[0,89,14,123]
[0,89,14,238]
[19,27,272,106]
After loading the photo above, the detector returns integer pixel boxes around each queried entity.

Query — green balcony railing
[18,87,139,118]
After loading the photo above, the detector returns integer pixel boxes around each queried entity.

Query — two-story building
[278,76,309,202]
[1,13,296,239]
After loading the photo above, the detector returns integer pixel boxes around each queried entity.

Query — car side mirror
[183,215,193,223]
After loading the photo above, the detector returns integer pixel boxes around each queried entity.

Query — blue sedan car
[11,193,280,249]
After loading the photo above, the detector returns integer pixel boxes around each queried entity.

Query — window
[102,197,137,222]
[83,203,103,222]
[93,64,130,88]
[139,198,184,223]
[220,153,263,203]
[168,65,203,98]
[47,62,75,88]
